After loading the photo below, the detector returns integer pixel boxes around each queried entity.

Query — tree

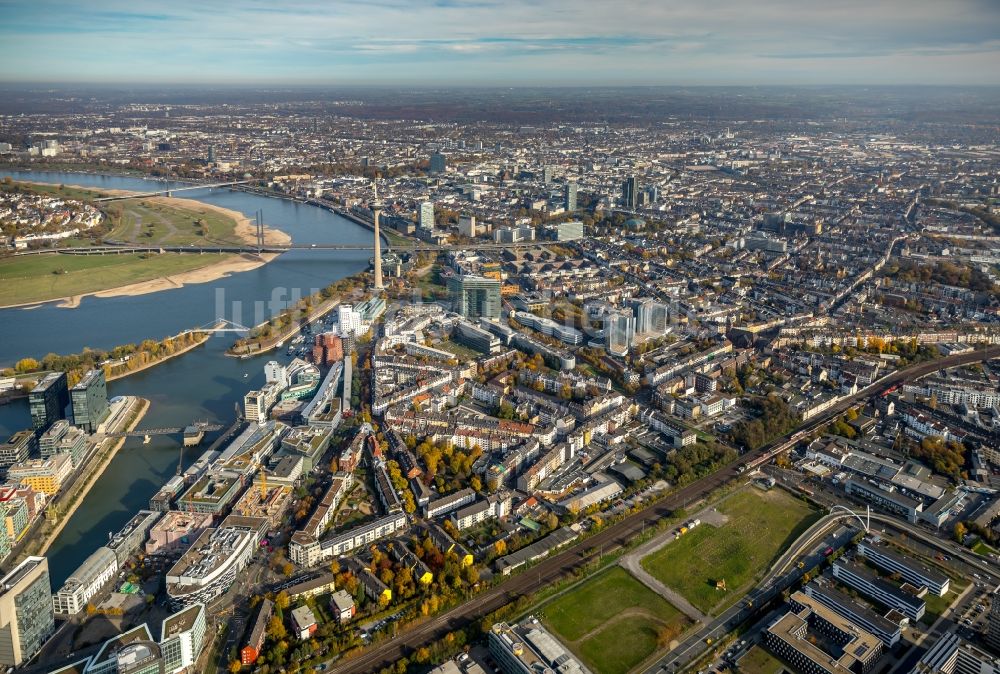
[267,615,287,640]
[545,512,559,530]
[14,358,39,374]
[275,590,290,610]
[954,522,968,544]
[228,659,243,673]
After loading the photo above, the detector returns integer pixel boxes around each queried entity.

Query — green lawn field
[736,645,787,674]
[0,252,231,307]
[641,488,819,615]
[541,567,692,674]
[110,198,243,246]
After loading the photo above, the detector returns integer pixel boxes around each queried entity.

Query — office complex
[0,556,55,668]
[858,538,950,597]
[0,430,36,473]
[764,591,882,674]
[8,453,73,495]
[803,582,902,647]
[28,371,68,432]
[39,419,88,466]
[62,603,207,674]
[419,200,435,230]
[53,546,118,615]
[622,175,639,209]
[165,515,267,608]
[448,275,502,320]
[913,632,1000,674]
[554,220,584,241]
[563,182,578,211]
[634,298,670,336]
[429,152,446,173]
[70,369,110,434]
[832,560,926,621]
[489,618,589,674]
[605,311,636,356]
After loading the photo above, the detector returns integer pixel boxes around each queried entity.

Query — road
[327,345,1000,673]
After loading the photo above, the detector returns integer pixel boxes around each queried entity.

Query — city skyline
[1,0,999,85]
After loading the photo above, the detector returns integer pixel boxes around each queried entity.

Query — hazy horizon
[2,0,999,86]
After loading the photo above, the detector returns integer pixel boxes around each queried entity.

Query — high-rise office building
[542,166,554,184]
[419,201,435,230]
[207,145,215,163]
[988,587,1000,652]
[0,556,55,668]
[448,275,502,321]
[564,182,578,212]
[458,214,477,238]
[70,369,109,434]
[634,299,670,336]
[622,176,639,210]
[429,153,446,174]
[605,311,635,356]
[28,372,68,432]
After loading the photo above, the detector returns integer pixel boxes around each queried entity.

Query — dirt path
[615,503,732,624]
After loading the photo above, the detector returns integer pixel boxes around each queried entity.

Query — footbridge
[104,421,224,439]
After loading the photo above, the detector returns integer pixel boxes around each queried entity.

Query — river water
[0,170,373,586]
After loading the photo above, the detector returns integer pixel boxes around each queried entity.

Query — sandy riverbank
[5,180,291,309]
[24,182,292,247]
[50,251,280,308]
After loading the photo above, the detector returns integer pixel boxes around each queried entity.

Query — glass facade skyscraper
[28,372,68,432]
[0,556,55,668]
[448,275,502,321]
[70,369,110,434]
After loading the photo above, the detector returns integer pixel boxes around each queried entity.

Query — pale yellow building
[8,454,73,496]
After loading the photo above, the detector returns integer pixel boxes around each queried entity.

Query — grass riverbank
[0,179,289,308]
[0,252,234,308]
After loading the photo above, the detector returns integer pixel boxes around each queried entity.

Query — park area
[107,197,244,246]
[641,487,820,615]
[0,251,230,307]
[540,567,693,674]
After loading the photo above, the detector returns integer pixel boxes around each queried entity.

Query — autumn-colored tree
[267,615,287,640]
[228,659,243,673]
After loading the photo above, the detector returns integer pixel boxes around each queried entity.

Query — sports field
[641,488,819,615]
[541,567,692,674]
[0,252,230,307]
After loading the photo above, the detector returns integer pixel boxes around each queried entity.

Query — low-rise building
[764,591,882,674]
[857,538,950,597]
[489,618,590,674]
[241,598,272,666]
[165,516,267,608]
[8,453,73,495]
[53,546,118,615]
[291,605,318,640]
[330,590,356,623]
[832,560,925,622]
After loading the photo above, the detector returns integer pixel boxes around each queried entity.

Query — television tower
[372,179,384,291]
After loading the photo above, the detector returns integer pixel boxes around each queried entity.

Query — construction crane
[256,460,267,500]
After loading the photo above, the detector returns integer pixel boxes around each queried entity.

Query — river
[0,170,374,587]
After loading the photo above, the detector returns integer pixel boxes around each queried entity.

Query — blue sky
[1,0,998,85]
